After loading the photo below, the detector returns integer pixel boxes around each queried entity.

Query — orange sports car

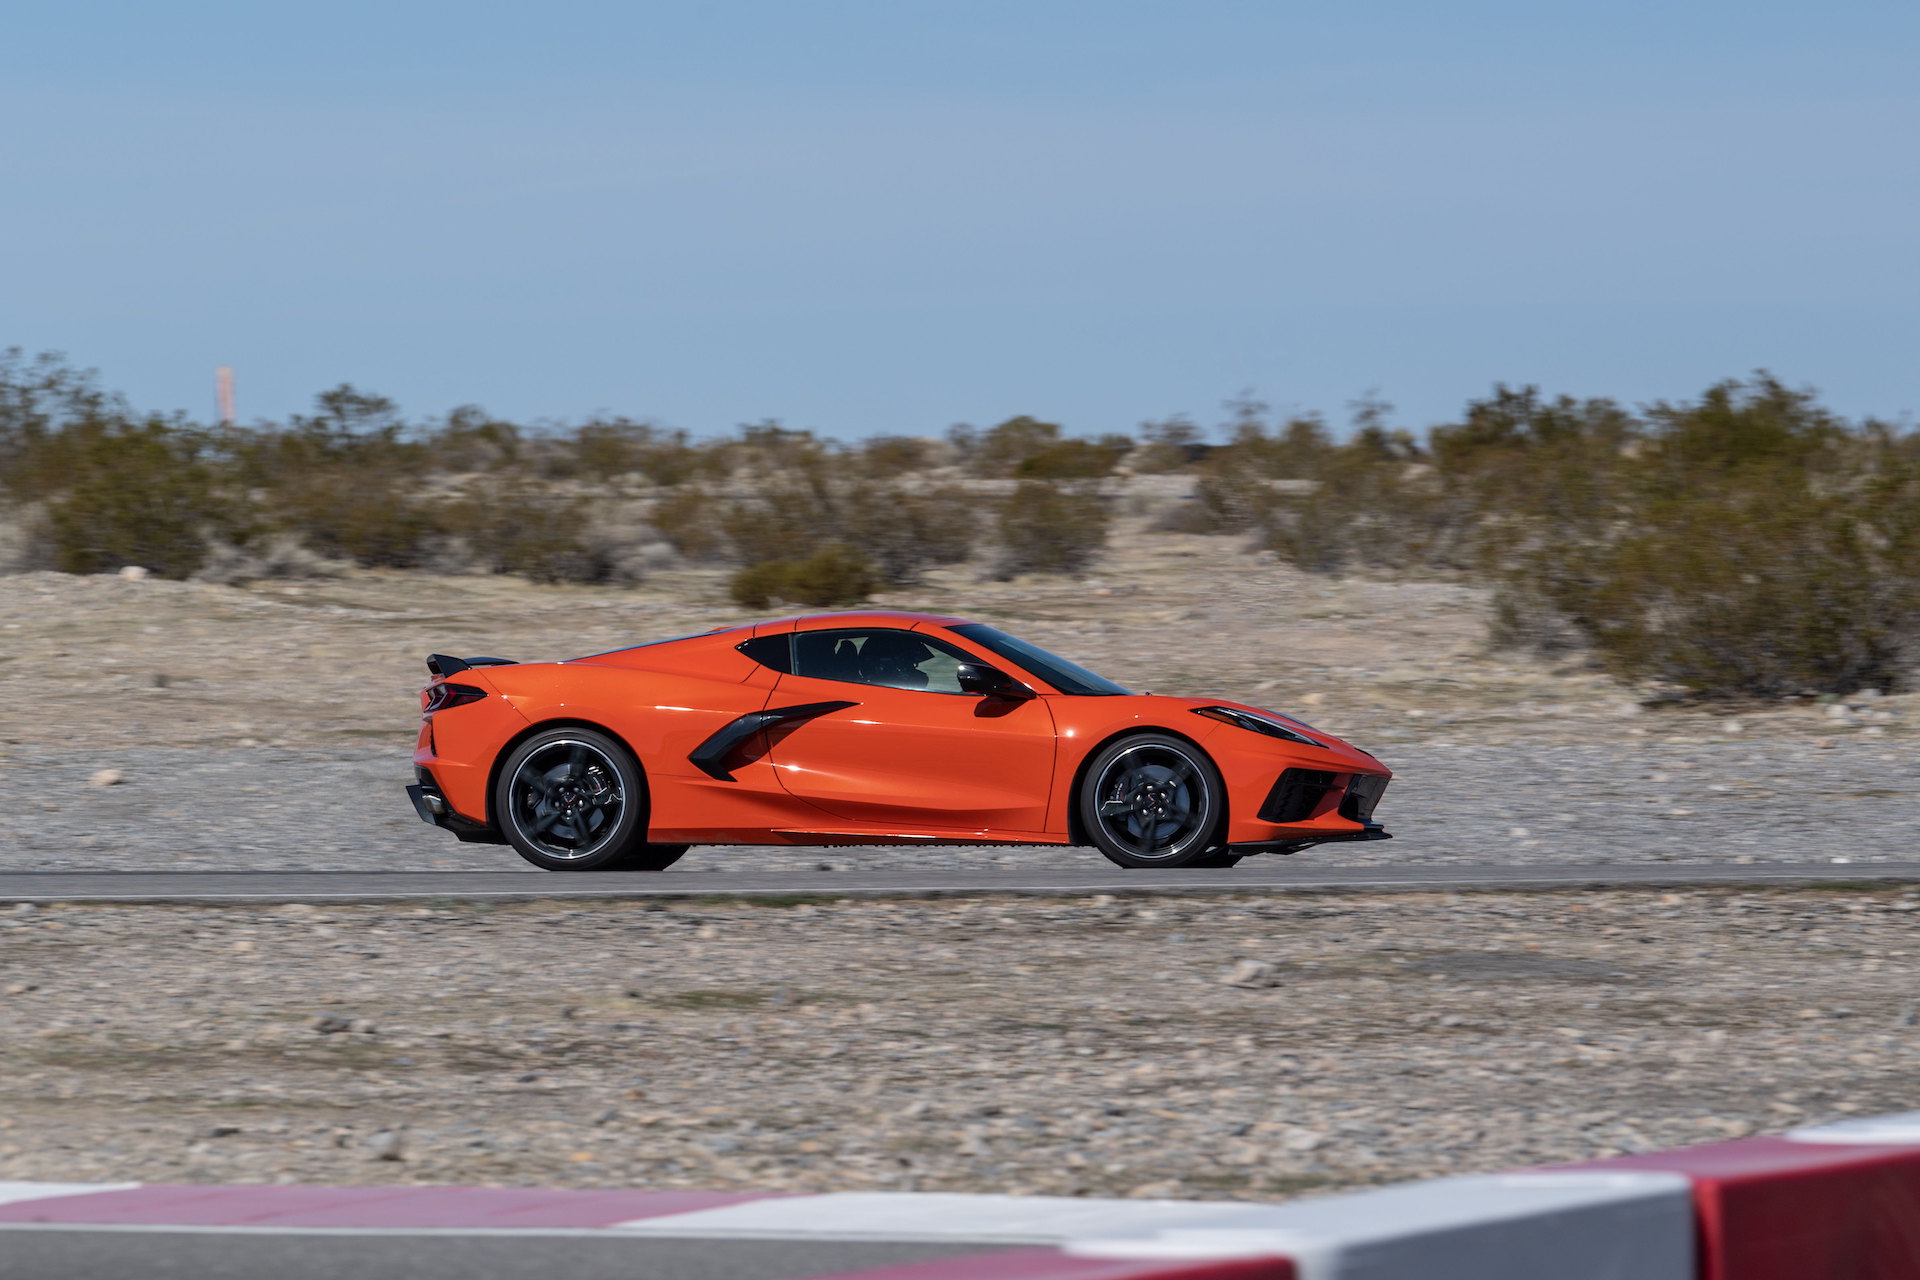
[406,611,1390,871]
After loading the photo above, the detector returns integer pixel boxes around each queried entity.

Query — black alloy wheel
[1078,732,1228,869]
[493,727,688,871]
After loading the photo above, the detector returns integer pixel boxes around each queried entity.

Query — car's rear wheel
[495,727,682,872]
[1078,733,1227,869]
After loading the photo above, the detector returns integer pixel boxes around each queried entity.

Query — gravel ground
[6,514,1918,1201]
[3,888,1917,1199]
[2,736,1914,872]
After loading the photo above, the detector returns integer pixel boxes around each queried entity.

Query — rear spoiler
[426,654,518,677]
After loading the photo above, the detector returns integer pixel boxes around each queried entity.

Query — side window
[736,634,794,673]
[792,629,973,693]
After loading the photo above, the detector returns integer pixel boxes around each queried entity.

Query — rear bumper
[407,769,506,845]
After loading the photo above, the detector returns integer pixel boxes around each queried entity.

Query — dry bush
[1130,416,1205,474]
[1014,437,1129,480]
[729,544,877,608]
[664,477,977,586]
[648,487,727,560]
[833,482,977,584]
[858,435,931,478]
[436,480,621,584]
[41,419,237,578]
[193,535,349,585]
[992,481,1110,579]
[1494,378,1920,698]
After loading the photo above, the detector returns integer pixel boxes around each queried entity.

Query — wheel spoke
[528,806,564,835]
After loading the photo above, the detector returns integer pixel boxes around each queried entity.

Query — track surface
[5,861,1918,904]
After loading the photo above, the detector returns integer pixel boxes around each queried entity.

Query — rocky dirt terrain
[2,508,1916,873]
[4,506,1919,1201]
[2,887,1916,1198]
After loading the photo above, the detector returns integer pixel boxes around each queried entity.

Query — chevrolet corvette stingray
[406,611,1390,871]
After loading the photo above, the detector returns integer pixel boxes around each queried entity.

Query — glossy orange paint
[411,610,1390,853]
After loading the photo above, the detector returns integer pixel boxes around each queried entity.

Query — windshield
[947,623,1131,696]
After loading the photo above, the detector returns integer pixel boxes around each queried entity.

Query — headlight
[1191,705,1325,748]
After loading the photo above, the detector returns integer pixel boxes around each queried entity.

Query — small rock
[347,1018,378,1035]
[1219,959,1279,988]
[88,769,125,788]
[366,1129,407,1162]
[11,903,36,915]
[1127,1181,1186,1199]
[203,1125,242,1139]
[1281,1127,1328,1153]
[310,1014,354,1034]
[117,565,149,581]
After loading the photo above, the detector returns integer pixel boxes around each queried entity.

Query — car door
[765,626,1058,832]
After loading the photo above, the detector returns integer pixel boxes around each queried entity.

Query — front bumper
[1231,821,1391,856]
[1234,769,1392,855]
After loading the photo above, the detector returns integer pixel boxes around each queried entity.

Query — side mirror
[955,661,1036,700]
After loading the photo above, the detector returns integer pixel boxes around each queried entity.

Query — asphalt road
[4,860,1918,904]
[0,1228,994,1280]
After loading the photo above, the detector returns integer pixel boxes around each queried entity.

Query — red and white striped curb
[8,1109,1920,1278]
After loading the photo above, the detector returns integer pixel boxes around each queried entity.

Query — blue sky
[3,2,1916,437]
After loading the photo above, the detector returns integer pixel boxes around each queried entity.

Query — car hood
[1143,694,1389,776]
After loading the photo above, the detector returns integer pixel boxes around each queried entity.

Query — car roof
[765,610,972,630]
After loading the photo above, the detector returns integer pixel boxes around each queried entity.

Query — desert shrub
[41,418,237,578]
[267,467,446,568]
[1014,436,1130,480]
[1130,416,1206,473]
[835,482,977,584]
[728,544,877,608]
[543,418,705,486]
[1255,390,1631,576]
[727,422,832,480]
[992,480,1110,578]
[648,487,726,560]
[680,477,975,586]
[194,534,349,585]
[425,405,523,472]
[1494,377,1920,698]
[0,350,127,505]
[858,435,930,478]
[436,481,614,583]
[970,416,1062,477]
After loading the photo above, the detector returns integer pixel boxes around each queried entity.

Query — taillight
[422,683,488,713]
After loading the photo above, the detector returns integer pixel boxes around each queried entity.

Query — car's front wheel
[494,727,683,871]
[1078,733,1227,868]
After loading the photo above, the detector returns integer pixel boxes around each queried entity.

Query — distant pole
[216,366,235,425]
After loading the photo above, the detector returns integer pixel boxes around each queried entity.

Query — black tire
[495,726,659,872]
[618,843,691,872]
[1078,732,1226,869]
